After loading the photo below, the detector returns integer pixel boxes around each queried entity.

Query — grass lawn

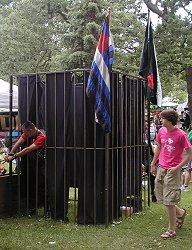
[0,186,192,249]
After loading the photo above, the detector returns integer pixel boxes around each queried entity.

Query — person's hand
[169,166,180,174]
[4,155,13,162]
[150,162,157,176]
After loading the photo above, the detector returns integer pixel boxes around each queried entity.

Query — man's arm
[150,143,161,176]
[9,137,25,154]
[15,143,39,158]
[6,142,39,162]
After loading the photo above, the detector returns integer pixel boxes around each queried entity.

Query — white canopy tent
[161,101,178,108]
[161,96,178,108]
[0,79,18,112]
[177,101,188,113]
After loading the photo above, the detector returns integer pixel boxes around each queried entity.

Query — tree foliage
[0,0,145,79]
[144,0,192,111]
[0,0,58,77]
[0,0,191,106]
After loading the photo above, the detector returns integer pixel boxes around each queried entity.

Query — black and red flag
[139,17,162,107]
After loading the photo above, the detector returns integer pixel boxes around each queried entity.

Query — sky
[141,3,161,27]
[142,1,192,27]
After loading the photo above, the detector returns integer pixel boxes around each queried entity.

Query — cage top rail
[12,69,145,81]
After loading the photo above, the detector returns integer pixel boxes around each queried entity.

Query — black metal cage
[0,70,147,225]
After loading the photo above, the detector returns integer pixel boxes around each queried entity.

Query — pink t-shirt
[156,127,191,169]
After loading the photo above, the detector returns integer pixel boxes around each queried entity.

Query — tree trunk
[186,67,192,123]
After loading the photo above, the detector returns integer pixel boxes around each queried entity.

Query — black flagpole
[147,9,151,207]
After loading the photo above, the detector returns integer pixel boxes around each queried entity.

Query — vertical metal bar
[26,75,29,214]
[45,74,48,215]
[136,79,140,212]
[73,72,77,223]
[83,70,87,225]
[111,72,114,220]
[141,80,147,209]
[9,76,13,164]
[17,78,21,215]
[63,72,67,222]
[54,73,57,219]
[93,103,96,224]
[8,75,13,215]
[125,76,128,212]
[35,74,38,216]
[120,74,124,215]
[116,74,119,216]
[129,78,132,212]
[147,97,151,207]
[105,133,109,227]
[139,79,143,210]
[133,79,136,212]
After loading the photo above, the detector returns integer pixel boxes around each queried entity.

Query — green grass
[0,187,192,249]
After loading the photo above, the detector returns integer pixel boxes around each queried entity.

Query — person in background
[151,109,192,239]
[182,110,190,131]
[5,120,47,215]
[181,128,192,191]
[150,117,156,142]
[144,120,157,202]
[155,115,162,134]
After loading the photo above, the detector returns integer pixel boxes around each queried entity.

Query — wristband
[12,154,17,160]
[8,153,14,156]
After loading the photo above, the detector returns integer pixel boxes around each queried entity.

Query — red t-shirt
[21,130,46,148]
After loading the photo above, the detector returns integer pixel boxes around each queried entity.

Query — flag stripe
[154,43,162,107]
[89,62,110,104]
[147,73,154,90]
[98,33,109,54]
[93,48,111,95]
[87,79,111,129]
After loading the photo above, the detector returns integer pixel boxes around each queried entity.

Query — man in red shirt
[5,120,46,215]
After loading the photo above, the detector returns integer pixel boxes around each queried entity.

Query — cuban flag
[139,17,162,107]
[86,15,114,133]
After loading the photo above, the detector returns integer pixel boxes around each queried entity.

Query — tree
[3,0,191,109]
[49,0,145,74]
[0,0,145,79]
[49,0,107,70]
[0,0,59,79]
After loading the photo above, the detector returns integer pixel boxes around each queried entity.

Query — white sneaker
[181,185,189,192]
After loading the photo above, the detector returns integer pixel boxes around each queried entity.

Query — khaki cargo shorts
[155,167,181,206]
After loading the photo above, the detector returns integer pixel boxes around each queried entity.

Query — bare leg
[176,205,185,218]
[165,205,176,232]
[184,170,191,186]
[175,205,186,228]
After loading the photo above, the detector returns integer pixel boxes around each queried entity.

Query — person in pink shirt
[151,109,192,239]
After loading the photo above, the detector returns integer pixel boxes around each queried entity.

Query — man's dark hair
[22,120,36,131]
[160,109,178,126]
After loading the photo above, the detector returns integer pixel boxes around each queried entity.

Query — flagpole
[147,9,150,35]
[108,7,111,23]
[105,7,111,227]
[87,9,114,225]
[147,97,151,207]
[147,9,151,207]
